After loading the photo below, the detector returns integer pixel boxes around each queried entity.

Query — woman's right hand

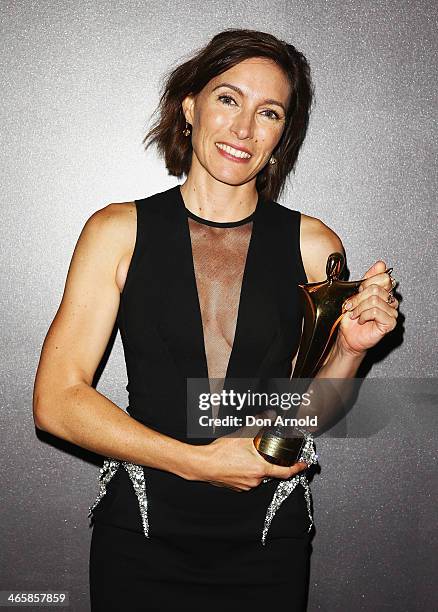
[192,410,309,492]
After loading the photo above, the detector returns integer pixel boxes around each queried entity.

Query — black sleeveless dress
[88,184,315,611]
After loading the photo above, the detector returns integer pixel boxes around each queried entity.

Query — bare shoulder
[85,201,137,293]
[300,212,345,282]
[88,200,136,241]
[33,201,137,397]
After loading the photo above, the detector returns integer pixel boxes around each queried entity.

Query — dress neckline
[177,185,260,228]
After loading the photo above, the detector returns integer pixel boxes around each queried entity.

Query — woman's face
[182,57,291,186]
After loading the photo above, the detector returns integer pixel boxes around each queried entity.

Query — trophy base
[254,428,306,467]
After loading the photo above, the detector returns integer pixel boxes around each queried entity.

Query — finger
[349,294,399,321]
[289,461,310,476]
[387,295,399,310]
[345,285,398,314]
[266,461,309,480]
[354,306,398,329]
[359,270,394,294]
[362,260,387,280]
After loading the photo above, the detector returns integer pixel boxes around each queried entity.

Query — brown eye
[262,109,280,121]
[218,94,237,106]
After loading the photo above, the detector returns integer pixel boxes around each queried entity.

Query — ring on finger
[387,292,396,304]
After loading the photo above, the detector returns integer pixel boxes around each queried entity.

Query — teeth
[216,143,251,159]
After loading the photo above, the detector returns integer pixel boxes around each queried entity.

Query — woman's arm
[294,214,398,432]
[33,203,306,491]
[33,203,195,476]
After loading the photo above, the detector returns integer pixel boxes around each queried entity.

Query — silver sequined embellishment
[89,434,318,545]
[261,433,318,545]
[88,458,120,515]
[88,458,150,538]
[123,462,149,537]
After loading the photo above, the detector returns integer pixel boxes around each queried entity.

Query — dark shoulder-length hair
[143,28,314,202]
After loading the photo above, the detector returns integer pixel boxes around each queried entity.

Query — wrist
[332,338,367,364]
[175,441,211,481]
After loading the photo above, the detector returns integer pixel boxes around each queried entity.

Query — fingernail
[358,285,364,292]
[344,300,352,310]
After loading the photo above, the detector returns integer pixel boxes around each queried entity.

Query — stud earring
[182,121,191,137]
[269,156,277,165]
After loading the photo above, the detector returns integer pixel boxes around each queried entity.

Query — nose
[230,110,254,140]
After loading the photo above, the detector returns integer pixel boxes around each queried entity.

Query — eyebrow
[211,82,287,113]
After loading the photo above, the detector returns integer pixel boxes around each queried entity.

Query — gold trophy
[253,252,364,466]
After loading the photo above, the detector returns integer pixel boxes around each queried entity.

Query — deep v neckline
[175,185,262,385]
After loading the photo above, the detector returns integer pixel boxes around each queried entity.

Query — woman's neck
[180,175,258,223]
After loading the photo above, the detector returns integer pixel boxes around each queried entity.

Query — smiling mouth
[215,142,252,159]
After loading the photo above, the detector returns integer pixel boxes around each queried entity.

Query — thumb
[362,259,386,280]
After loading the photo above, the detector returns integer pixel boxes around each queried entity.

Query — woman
[33,29,399,611]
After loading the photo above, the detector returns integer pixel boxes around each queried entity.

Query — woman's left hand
[337,260,399,357]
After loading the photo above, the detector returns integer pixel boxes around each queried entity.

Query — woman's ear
[181,94,195,125]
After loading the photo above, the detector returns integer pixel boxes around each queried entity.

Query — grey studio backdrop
[1,1,437,611]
